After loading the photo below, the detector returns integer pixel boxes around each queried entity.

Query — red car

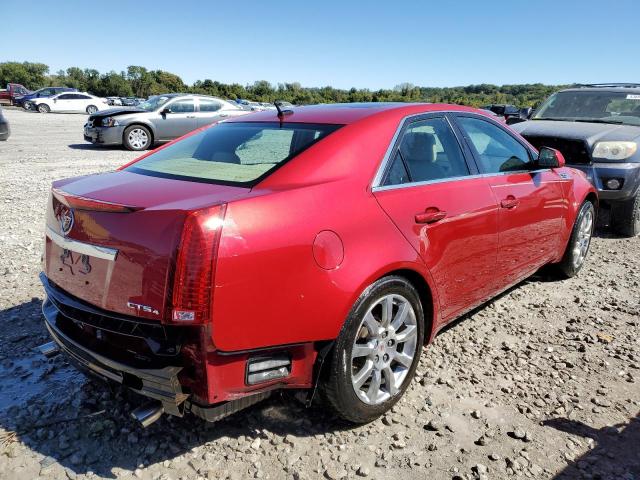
[40,103,597,426]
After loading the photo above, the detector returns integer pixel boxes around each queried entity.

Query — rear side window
[127,122,342,186]
[383,117,469,186]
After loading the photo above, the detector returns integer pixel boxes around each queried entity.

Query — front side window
[168,99,195,113]
[126,122,342,185]
[58,94,73,100]
[383,117,469,186]
[457,117,531,173]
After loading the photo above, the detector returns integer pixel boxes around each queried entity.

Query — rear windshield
[126,122,342,186]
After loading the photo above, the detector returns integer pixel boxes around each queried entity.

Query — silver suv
[84,94,250,150]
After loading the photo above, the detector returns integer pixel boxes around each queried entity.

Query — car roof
[561,85,640,94]
[225,102,484,125]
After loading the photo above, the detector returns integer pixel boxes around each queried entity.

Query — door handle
[415,208,447,224]
[219,113,229,118]
[186,115,196,118]
[500,196,519,209]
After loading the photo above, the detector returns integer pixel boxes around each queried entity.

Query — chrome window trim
[46,226,118,261]
[372,169,552,192]
[371,110,548,193]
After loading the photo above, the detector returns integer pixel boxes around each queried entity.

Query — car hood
[89,107,148,121]
[512,120,640,145]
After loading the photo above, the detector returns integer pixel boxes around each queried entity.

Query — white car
[33,92,109,114]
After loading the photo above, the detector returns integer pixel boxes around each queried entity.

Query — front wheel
[123,125,152,151]
[322,276,424,423]
[553,200,595,278]
[611,194,640,237]
[37,103,50,113]
[86,105,98,114]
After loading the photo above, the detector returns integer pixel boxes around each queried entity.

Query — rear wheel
[611,194,640,237]
[123,125,152,151]
[553,200,595,278]
[37,103,50,113]
[86,105,98,114]
[322,276,424,423]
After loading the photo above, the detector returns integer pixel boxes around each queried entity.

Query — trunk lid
[44,170,250,321]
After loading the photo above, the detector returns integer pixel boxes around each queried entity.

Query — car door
[373,114,500,322]
[195,98,228,128]
[51,93,73,112]
[154,98,197,141]
[453,114,566,287]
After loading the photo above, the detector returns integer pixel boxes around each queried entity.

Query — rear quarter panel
[211,180,435,352]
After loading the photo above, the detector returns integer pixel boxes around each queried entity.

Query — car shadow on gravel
[67,143,124,151]
[544,414,640,479]
[0,301,353,478]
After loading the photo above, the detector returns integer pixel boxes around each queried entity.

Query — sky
[4,0,640,90]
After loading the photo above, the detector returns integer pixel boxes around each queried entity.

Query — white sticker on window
[626,94,640,100]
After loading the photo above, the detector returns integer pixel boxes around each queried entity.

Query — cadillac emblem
[55,204,74,236]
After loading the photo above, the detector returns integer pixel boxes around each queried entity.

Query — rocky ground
[0,108,638,480]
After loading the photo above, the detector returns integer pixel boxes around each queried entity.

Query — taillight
[171,204,227,324]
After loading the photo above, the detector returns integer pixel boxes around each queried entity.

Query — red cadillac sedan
[40,103,597,425]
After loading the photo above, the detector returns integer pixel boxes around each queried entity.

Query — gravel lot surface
[0,108,638,480]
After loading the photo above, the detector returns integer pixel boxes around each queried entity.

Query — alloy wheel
[573,208,593,268]
[128,128,149,149]
[350,294,418,405]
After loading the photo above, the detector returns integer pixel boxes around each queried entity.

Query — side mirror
[538,147,565,168]
[521,107,533,119]
[160,107,171,115]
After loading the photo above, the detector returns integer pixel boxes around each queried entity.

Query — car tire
[553,200,596,278]
[611,194,640,237]
[37,103,50,113]
[322,275,424,424]
[86,105,98,114]
[123,125,152,151]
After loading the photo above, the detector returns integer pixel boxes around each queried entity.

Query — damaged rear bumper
[42,293,189,416]
[39,274,277,422]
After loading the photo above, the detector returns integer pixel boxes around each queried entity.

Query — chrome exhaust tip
[131,402,164,428]
[38,341,60,358]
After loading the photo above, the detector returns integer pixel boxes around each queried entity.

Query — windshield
[126,122,342,186]
[533,91,640,126]
[137,95,171,111]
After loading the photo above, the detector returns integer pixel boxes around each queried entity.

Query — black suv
[512,84,640,236]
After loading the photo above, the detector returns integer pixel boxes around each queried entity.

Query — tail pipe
[130,402,164,428]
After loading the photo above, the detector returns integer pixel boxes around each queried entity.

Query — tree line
[0,61,565,108]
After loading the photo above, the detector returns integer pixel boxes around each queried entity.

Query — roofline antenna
[275,100,293,124]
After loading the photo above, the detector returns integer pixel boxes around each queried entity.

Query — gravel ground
[0,108,638,480]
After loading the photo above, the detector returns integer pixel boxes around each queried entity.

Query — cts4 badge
[126,301,160,316]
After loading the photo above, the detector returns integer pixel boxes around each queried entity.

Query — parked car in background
[83,93,249,150]
[121,97,144,107]
[32,92,109,114]
[482,104,532,125]
[512,84,640,236]
[41,103,596,425]
[0,83,31,105]
[0,106,9,141]
[16,87,77,110]
[106,97,123,106]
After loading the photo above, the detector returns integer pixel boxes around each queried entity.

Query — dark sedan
[0,106,10,141]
